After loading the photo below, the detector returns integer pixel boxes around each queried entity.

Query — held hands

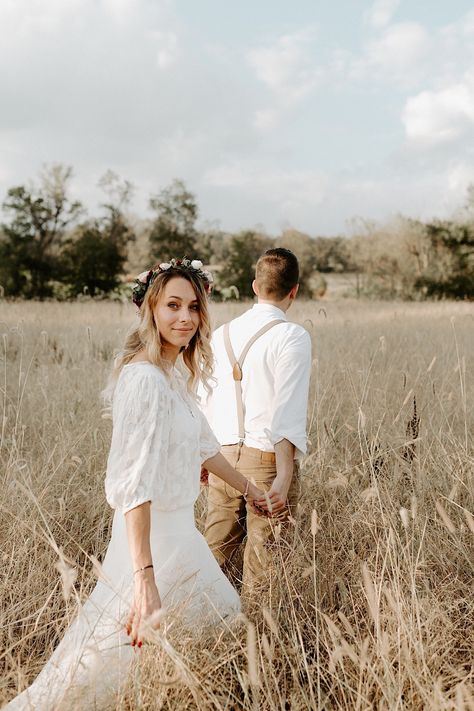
[202,452,289,518]
[244,481,267,517]
[254,480,289,517]
[126,568,162,648]
[245,481,286,517]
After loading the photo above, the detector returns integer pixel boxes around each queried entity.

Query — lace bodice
[105,362,220,514]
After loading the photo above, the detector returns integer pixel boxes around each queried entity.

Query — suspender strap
[223,319,285,442]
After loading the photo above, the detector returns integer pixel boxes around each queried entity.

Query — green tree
[148,179,198,261]
[0,165,82,297]
[219,230,272,298]
[193,223,228,265]
[61,172,135,296]
[415,220,474,299]
[312,236,354,273]
[344,217,425,299]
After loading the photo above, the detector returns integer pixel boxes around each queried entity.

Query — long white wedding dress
[6,362,240,710]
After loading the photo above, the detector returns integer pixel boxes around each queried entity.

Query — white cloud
[254,109,278,131]
[440,8,474,42]
[0,0,86,39]
[203,159,327,229]
[447,162,474,194]
[246,29,321,131]
[201,157,474,234]
[151,31,179,69]
[362,22,431,81]
[247,29,321,103]
[0,0,261,216]
[402,73,474,144]
[204,160,325,200]
[366,0,400,29]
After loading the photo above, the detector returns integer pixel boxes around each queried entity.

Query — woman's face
[153,276,200,352]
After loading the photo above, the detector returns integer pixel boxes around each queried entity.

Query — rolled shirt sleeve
[105,368,171,514]
[266,329,312,459]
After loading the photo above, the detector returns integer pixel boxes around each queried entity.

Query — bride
[6,258,268,710]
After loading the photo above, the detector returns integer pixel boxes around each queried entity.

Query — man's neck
[256,297,290,313]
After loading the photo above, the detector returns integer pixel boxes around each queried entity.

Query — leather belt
[222,443,276,464]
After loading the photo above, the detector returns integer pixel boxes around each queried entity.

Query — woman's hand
[200,466,209,486]
[246,483,270,516]
[126,568,162,647]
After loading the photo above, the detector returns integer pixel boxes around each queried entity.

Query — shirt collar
[251,303,287,320]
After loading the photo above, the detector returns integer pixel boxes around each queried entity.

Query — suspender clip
[232,363,243,381]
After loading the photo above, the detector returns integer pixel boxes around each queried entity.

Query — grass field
[1,299,473,710]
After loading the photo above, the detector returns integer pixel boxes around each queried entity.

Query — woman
[6,258,268,710]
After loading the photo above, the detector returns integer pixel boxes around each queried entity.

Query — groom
[202,248,312,592]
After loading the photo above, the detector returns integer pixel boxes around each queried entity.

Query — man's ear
[289,283,299,300]
[252,279,259,296]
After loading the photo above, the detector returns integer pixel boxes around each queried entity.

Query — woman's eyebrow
[168,295,198,302]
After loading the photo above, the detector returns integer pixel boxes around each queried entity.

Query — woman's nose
[179,308,192,322]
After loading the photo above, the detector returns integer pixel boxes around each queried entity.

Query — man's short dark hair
[255,248,299,300]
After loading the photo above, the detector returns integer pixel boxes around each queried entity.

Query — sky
[1,0,474,236]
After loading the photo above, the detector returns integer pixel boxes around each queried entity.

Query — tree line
[0,164,473,300]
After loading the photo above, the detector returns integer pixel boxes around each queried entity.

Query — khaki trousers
[204,444,299,593]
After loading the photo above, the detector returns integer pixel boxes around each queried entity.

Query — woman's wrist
[134,563,153,575]
[247,483,261,499]
[134,572,157,589]
[134,566,155,582]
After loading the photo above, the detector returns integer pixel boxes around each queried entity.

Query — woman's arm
[203,452,264,503]
[124,502,162,647]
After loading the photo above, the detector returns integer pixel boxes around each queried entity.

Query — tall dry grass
[0,299,473,710]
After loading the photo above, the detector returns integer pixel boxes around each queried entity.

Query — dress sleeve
[198,409,221,463]
[105,367,171,514]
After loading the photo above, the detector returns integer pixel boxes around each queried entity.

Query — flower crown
[132,257,213,308]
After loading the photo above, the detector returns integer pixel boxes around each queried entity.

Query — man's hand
[255,480,289,516]
[256,438,295,516]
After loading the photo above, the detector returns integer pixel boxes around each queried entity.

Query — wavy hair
[105,267,214,400]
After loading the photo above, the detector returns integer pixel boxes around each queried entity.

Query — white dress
[6,362,240,710]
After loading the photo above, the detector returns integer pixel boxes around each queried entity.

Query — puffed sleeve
[105,366,171,514]
[198,409,221,463]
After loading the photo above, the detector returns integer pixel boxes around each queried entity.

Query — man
[202,247,312,592]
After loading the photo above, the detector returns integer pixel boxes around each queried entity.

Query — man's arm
[255,438,295,514]
[257,329,312,513]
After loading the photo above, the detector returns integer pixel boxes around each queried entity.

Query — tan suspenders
[223,319,285,443]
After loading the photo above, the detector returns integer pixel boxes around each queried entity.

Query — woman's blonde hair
[105,267,214,398]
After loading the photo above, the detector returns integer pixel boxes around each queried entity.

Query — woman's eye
[190,304,200,311]
[167,302,178,308]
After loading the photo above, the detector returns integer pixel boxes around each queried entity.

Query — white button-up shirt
[201,303,312,458]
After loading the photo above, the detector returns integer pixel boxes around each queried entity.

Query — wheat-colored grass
[1,299,473,710]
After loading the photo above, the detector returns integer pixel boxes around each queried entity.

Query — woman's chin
[166,337,192,350]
